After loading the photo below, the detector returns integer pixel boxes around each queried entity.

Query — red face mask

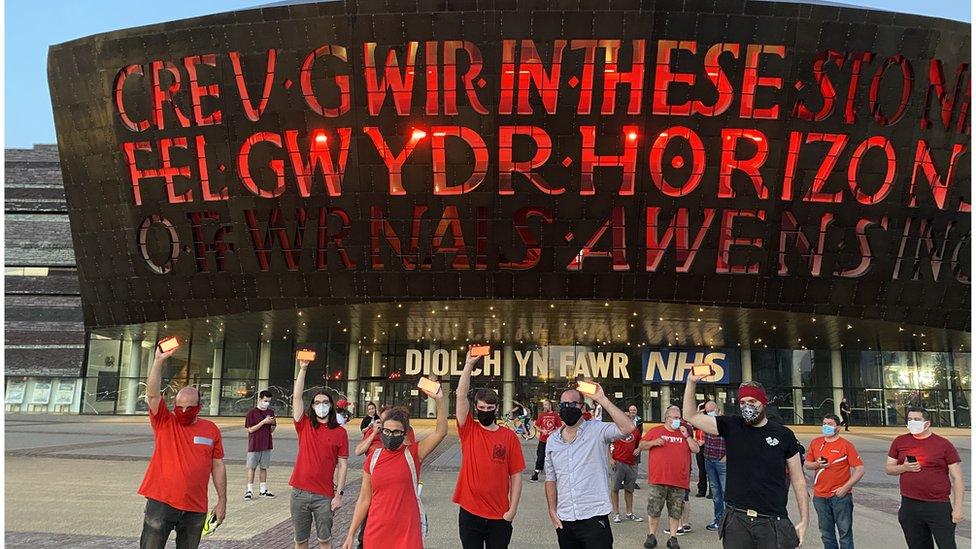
[174,405,201,425]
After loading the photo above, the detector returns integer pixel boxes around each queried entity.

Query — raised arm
[355,425,380,456]
[455,351,479,428]
[680,426,700,453]
[342,472,373,549]
[146,345,176,414]
[418,384,448,461]
[682,373,718,435]
[590,382,635,436]
[292,359,310,422]
[787,453,809,545]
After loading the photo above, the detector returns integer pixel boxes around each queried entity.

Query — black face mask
[476,409,497,427]
[381,432,405,451]
[559,407,583,426]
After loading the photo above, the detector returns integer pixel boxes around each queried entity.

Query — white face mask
[314,403,331,418]
[706,411,717,417]
[257,401,270,410]
[907,420,928,435]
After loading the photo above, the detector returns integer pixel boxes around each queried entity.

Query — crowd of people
[136,345,966,549]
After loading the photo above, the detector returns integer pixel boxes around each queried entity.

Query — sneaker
[706,521,719,531]
[626,513,644,522]
[643,534,658,548]
[530,473,539,483]
[634,483,641,490]
[666,536,680,549]
[613,513,622,523]
[260,490,275,498]
[706,493,713,499]
[682,523,692,532]
[663,527,686,536]
[244,490,252,500]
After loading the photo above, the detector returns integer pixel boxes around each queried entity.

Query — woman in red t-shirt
[341,382,448,549]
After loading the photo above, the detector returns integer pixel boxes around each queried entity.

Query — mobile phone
[692,364,712,378]
[577,381,598,396]
[905,455,917,464]
[157,336,180,353]
[296,349,316,361]
[417,377,441,395]
[470,344,491,357]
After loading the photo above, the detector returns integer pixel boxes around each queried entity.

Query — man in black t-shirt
[682,374,809,549]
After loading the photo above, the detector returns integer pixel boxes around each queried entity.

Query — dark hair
[259,390,273,399]
[823,413,841,424]
[473,388,499,407]
[307,390,340,429]
[907,406,930,421]
[384,406,411,433]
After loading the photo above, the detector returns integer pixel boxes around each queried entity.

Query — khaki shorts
[612,462,638,492]
[290,488,334,543]
[246,450,271,469]
[646,484,685,520]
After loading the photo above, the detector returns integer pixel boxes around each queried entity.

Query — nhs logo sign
[641,349,738,384]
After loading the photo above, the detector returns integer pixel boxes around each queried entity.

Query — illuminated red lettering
[194,134,227,201]
[843,52,875,124]
[600,39,645,115]
[920,59,970,134]
[570,40,598,114]
[120,138,193,205]
[364,42,418,116]
[500,40,566,115]
[431,205,471,269]
[649,126,705,197]
[692,43,739,117]
[431,126,488,195]
[369,205,425,270]
[300,45,350,117]
[114,64,150,132]
[835,217,887,278]
[800,133,850,203]
[229,49,278,122]
[238,132,286,199]
[792,50,844,122]
[777,211,833,277]
[283,129,351,197]
[645,207,716,273]
[908,140,968,210]
[579,125,639,196]
[499,207,553,270]
[868,55,913,126]
[316,207,355,270]
[150,60,191,129]
[847,135,896,205]
[740,44,785,119]
[443,41,489,115]
[498,126,563,195]
[244,208,307,271]
[718,128,769,199]
[716,209,766,274]
[567,206,629,271]
[363,127,427,195]
[183,54,222,126]
[652,40,696,116]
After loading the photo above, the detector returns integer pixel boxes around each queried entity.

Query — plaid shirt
[703,432,726,461]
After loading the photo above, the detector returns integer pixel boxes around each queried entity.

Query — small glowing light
[627,131,638,141]
[314,131,328,144]
[411,128,427,140]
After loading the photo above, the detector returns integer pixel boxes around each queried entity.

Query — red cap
[336,399,349,409]
[737,385,768,406]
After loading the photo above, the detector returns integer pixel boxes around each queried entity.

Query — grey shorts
[246,450,272,469]
[290,488,334,543]
[612,462,638,492]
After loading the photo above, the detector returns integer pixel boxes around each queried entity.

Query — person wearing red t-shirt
[610,426,643,524]
[341,380,448,549]
[886,406,964,549]
[138,343,226,549]
[638,406,699,549]
[803,414,864,549]
[244,389,277,500]
[454,350,525,548]
[531,399,562,482]
[290,358,350,549]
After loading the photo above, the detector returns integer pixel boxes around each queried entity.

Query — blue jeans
[813,494,854,549]
[704,458,726,524]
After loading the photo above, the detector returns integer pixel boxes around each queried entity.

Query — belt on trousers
[725,504,786,520]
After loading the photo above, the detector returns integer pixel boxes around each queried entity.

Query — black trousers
[535,440,547,472]
[898,497,957,549]
[696,450,708,495]
[555,515,614,549]
[139,498,207,549]
[840,411,850,430]
[459,507,513,549]
[720,508,799,549]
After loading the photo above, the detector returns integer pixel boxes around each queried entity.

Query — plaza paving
[4,414,971,548]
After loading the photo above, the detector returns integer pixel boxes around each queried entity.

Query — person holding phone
[531,399,562,483]
[341,381,448,549]
[681,375,808,549]
[289,357,349,549]
[360,402,380,434]
[454,349,525,549]
[804,414,864,549]
[544,381,637,549]
[886,407,964,549]
[244,389,277,500]
[639,406,700,549]
[138,341,227,549]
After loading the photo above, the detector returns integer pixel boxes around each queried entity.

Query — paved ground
[4,414,971,548]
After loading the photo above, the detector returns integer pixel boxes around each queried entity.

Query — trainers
[530,473,539,483]
[634,483,641,490]
[626,513,644,522]
[682,523,692,532]
[706,521,719,531]
[643,534,658,548]
[613,513,622,523]
[663,527,686,536]
[244,490,252,500]
[260,490,275,498]
[666,536,680,549]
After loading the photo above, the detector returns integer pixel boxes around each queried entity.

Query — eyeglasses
[381,428,405,437]
[558,401,582,410]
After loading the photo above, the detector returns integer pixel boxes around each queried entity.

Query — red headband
[738,386,768,406]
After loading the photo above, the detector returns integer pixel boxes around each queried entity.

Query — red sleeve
[944,438,961,465]
[887,438,900,460]
[641,427,655,441]
[244,409,258,428]
[456,412,473,438]
[362,426,374,440]
[805,439,817,462]
[294,415,307,433]
[212,428,225,459]
[508,432,526,474]
[337,428,350,458]
[846,440,863,467]
[149,397,172,429]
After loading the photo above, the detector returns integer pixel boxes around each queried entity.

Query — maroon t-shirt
[888,433,961,501]
[245,408,275,452]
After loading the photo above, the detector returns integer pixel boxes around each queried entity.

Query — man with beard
[544,382,637,548]
[138,344,226,549]
[682,377,809,549]
[454,350,525,548]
